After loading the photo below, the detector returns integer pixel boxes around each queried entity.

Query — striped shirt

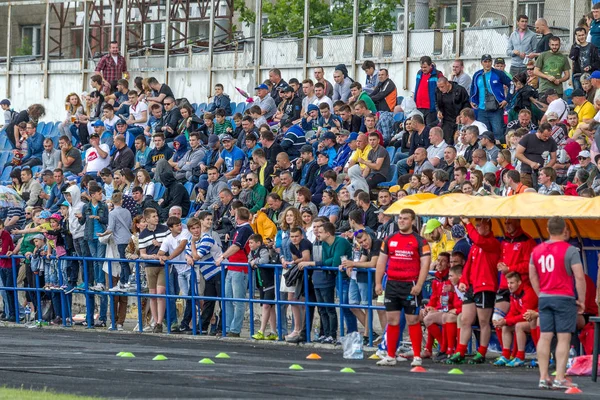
[139,225,170,267]
[186,232,223,280]
[6,207,26,229]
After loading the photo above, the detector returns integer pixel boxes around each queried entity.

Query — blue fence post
[58,258,67,327]
[35,273,42,323]
[274,264,282,340]
[336,268,344,338]
[135,260,143,333]
[191,265,198,335]
[164,261,171,333]
[367,270,373,347]
[108,258,116,331]
[83,257,93,329]
[248,264,254,338]
[11,257,19,324]
[220,265,226,336]
[303,267,310,343]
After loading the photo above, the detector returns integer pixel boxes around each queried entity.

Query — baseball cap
[478,131,495,142]
[255,83,269,91]
[423,219,442,234]
[451,224,466,239]
[494,57,505,65]
[316,151,330,158]
[336,129,350,136]
[208,134,219,147]
[39,210,52,219]
[321,131,336,141]
[221,134,233,142]
[279,85,294,92]
[49,213,62,221]
[42,169,53,176]
[115,118,127,126]
[89,132,100,138]
[30,234,45,243]
[578,150,591,158]
[92,120,104,127]
[0,99,10,106]
[481,54,492,62]
[591,71,600,79]
[300,144,313,154]
[572,88,586,98]
[546,111,559,121]
[346,132,359,143]
[60,201,70,207]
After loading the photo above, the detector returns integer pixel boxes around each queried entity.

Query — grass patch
[0,387,100,400]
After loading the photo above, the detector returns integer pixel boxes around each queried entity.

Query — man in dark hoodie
[310,151,332,205]
[280,122,306,159]
[435,76,471,145]
[145,132,174,177]
[156,97,182,141]
[276,85,302,126]
[155,159,191,220]
[207,84,232,116]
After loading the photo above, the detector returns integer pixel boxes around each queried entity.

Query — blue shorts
[539,296,577,334]
[349,280,370,306]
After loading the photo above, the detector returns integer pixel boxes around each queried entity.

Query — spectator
[264,193,291,226]
[5,103,45,149]
[570,27,600,92]
[348,82,376,113]
[572,89,596,125]
[0,220,16,322]
[361,60,379,95]
[0,98,15,128]
[528,18,553,59]
[40,138,62,173]
[280,171,301,206]
[268,68,287,105]
[414,56,441,125]
[95,40,128,83]
[44,169,67,212]
[310,152,332,204]
[516,123,557,187]
[144,103,163,140]
[110,134,135,171]
[20,168,42,207]
[236,115,259,150]
[425,127,448,168]
[435,76,470,144]
[156,97,182,140]
[276,86,302,126]
[534,36,571,96]
[449,59,472,94]
[81,131,110,177]
[332,64,353,102]
[471,148,497,174]
[338,104,362,133]
[432,169,450,195]
[301,79,317,115]
[471,54,512,143]
[288,78,303,100]
[537,166,563,195]
[259,129,284,165]
[458,107,488,135]
[356,191,378,231]
[253,83,277,120]
[207,83,232,115]
[146,77,174,105]
[20,121,44,168]
[370,68,397,112]
[314,82,334,111]
[145,133,174,176]
[313,66,334,98]
[479,131,499,163]
[134,136,150,170]
[294,145,318,188]
[507,108,537,134]
[332,131,357,173]
[280,121,306,159]
[505,169,527,195]
[506,15,538,76]
[155,159,191,219]
[591,4,600,49]
[124,90,148,137]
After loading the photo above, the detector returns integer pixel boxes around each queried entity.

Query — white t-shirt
[466,120,489,135]
[129,101,148,127]
[103,115,120,133]
[85,143,111,173]
[545,98,569,121]
[315,96,333,111]
[160,231,191,273]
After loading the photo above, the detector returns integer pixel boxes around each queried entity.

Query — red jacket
[428,269,450,310]
[499,229,537,290]
[448,286,463,314]
[505,283,538,326]
[0,229,15,269]
[460,223,501,294]
[584,275,599,316]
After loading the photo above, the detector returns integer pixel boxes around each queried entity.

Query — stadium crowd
[1,11,600,390]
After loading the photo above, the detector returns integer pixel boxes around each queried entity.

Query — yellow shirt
[349,145,372,169]
[575,101,596,126]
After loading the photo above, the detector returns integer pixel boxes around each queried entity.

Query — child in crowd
[249,234,277,341]
[230,180,242,200]
[44,213,68,289]
[249,105,267,128]
[213,108,233,138]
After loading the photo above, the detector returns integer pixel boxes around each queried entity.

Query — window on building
[517,2,544,22]
[443,4,472,27]
[144,23,164,47]
[20,25,42,56]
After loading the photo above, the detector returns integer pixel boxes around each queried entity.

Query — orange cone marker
[410,366,427,373]
[306,353,322,360]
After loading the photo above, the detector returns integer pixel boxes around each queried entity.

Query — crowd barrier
[0,255,397,346]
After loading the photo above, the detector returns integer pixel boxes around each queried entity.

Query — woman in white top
[134,169,155,198]
[59,93,85,139]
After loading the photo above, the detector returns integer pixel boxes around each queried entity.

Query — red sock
[531,327,540,347]
[502,348,511,358]
[478,345,488,357]
[409,324,423,358]
[440,326,447,354]
[495,327,504,348]
[426,324,442,352]
[511,332,518,358]
[425,333,434,353]
[516,350,525,360]
[445,322,458,353]
[387,324,400,358]
[457,343,468,357]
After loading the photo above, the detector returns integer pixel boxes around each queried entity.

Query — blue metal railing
[0,255,387,345]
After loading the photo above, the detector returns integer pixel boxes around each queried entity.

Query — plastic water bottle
[24,306,31,323]
[567,345,577,369]
[441,292,449,312]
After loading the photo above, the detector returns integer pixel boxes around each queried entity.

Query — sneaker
[322,336,335,344]
[376,349,387,359]
[446,352,465,364]
[493,356,510,366]
[411,357,423,367]
[538,379,552,390]
[468,352,486,364]
[317,335,326,343]
[143,324,154,332]
[252,331,265,340]
[59,285,68,291]
[552,379,578,390]
[373,334,384,346]
[152,323,163,334]
[108,283,126,292]
[75,283,86,291]
[398,349,414,358]
[50,317,62,325]
[376,355,397,366]
[116,324,124,331]
[64,285,76,295]
[506,357,525,368]
[227,332,240,338]
[266,332,278,341]
[178,325,192,334]
[395,354,409,362]
[421,349,432,359]
[433,352,448,363]
[286,332,300,342]
[94,321,107,328]
[528,359,539,369]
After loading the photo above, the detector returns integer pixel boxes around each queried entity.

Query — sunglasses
[353,229,365,237]
[527,68,534,71]
[164,102,173,106]
[578,156,587,160]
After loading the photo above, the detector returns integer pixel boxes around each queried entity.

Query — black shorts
[259,285,275,301]
[383,281,422,315]
[495,289,511,304]
[539,296,577,334]
[463,289,495,309]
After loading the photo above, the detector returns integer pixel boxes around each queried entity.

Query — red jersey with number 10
[531,241,575,297]
[382,232,430,282]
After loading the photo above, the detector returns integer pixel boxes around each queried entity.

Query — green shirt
[248,184,267,213]
[320,236,352,269]
[535,50,570,95]
[359,91,377,113]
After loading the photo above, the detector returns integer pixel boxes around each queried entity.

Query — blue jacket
[280,125,306,159]
[23,132,44,163]
[77,201,109,241]
[470,68,512,106]
[332,144,352,170]
[414,67,441,111]
[208,94,232,116]
[46,182,67,213]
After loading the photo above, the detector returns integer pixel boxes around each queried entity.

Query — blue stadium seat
[31,165,41,174]
[42,123,54,137]
[191,103,198,112]
[52,121,62,136]
[0,135,7,149]
[386,146,396,162]
[154,183,165,201]
[35,121,46,135]
[207,102,214,111]
[0,165,12,184]
[0,152,10,168]
[378,165,398,188]
[396,96,404,106]
[229,102,236,114]
[393,113,404,122]
[187,201,198,217]
[184,182,193,196]
[235,103,245,115]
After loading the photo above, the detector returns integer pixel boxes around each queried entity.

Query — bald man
[527,18,552,59]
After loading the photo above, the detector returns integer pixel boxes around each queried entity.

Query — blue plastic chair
[0,165,12,184]
[378,165,398,188]
[35,121,46,135]
[31,165,41,174]
[393,113,404,122]
[154,183,165,201]
[229,102,236,115]
[42,123,54,137]
[0,152,10,169]
[0,135,7,149]
[396,96,404,107]
[207,102,214,111]
[184,182,193,196]
[386,146,396,162]
[235,103,246,115]
[191,103,198,112]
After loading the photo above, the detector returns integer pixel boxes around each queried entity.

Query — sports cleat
[528,359,539,369]
[468,352,486,364]
[376,355,397,366]
[396,354,409,362]
[433,352,448,363]
[411,356,423,367]
[552,379,578,390]
[265,332,278,341]
[493,356,510,366]
[538,379,552,390]
[251,331,265,340]
[506,357,525,367]
[446,352,465,364]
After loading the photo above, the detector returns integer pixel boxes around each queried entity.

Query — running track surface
[0,326,598,399]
